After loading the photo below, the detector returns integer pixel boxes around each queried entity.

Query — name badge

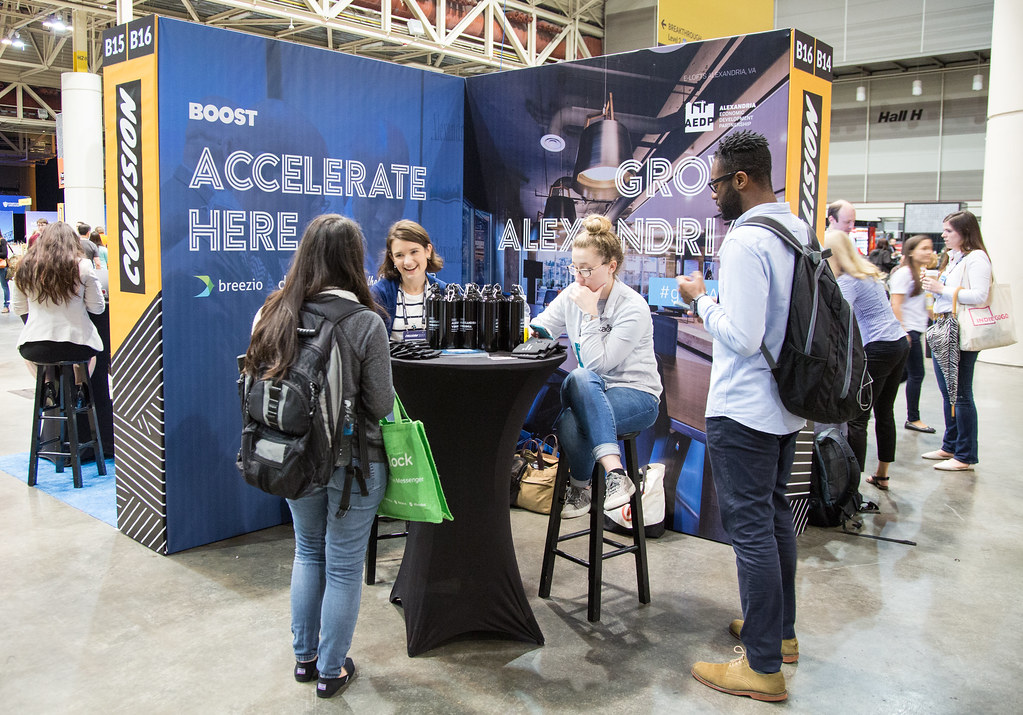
[403,330,427,342]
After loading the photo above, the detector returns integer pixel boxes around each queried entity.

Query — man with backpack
[676,130,808,702]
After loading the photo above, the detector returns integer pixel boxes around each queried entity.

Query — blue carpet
[0,452,117,527]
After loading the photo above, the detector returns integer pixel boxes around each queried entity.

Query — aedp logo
[390,453,414,468]
[685,101,715,133]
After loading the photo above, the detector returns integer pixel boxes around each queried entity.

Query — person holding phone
[529,214,661,518]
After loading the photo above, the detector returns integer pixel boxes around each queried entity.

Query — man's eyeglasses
[707,170,740,192]
[567,263,607,278]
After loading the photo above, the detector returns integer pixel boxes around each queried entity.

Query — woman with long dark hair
[13,221,105,385]
[921,210,991,471]
[245,214,392,698]
[889,234,936,433]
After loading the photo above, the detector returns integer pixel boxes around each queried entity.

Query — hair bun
[582,214,612,234]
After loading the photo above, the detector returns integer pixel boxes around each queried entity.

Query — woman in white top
[889,234,935,434]
[921,211,991,471]
[529,214,662,519]
[13,221,105,385]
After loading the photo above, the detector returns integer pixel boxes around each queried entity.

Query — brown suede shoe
[729,619,799,663]
[692,647,787,702]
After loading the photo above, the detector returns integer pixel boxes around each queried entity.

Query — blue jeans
[557,368,659,488]
[286,459,386,678]
[903,331,926,422]
[933,349,979,463]
[0,267,9,307]
[706,416,798,674]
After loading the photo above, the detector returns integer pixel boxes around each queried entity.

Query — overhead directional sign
[657,1,774,45]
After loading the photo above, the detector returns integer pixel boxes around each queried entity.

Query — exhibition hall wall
[102,17,832,553]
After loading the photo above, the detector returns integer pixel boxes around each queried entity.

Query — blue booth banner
[103,17,829,552]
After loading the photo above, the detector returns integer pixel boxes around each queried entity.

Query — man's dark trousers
[706,416,799,674]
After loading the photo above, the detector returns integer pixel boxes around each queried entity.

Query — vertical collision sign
[786,30,833,238]
[114,80,145,293]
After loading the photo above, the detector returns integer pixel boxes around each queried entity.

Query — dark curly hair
[715,130,772,187]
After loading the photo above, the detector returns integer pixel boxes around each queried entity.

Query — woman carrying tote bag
[921,210,990,472]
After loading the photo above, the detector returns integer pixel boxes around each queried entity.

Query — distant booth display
[102,16,832,554]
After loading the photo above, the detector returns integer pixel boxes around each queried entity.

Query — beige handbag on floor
[513,436,558,515]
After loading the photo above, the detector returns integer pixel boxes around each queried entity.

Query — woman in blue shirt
[825,230,909,491]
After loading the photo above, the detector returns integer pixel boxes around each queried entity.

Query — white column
[979,0,1023,366]
[117,0,134,26]
[60,72,105,230]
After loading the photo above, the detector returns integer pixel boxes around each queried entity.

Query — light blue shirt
[836,274,906,345]
[694,202,807,436]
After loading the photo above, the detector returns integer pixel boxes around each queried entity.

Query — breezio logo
[685,101,715,133]
[117,80,145,294]
[798,91,823,228]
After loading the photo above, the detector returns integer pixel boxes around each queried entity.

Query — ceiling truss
[0,0,607,165]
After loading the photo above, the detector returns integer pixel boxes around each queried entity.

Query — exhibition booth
[101,16,832,554]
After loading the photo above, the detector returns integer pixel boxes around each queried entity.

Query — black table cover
[389,351,565,656]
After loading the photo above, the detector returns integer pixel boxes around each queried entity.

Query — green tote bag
[378,394,453,523]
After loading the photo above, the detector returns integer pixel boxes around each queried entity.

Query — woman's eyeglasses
[567,263,607,278]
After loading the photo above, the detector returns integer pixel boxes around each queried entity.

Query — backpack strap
[743,216,822,370]
[336,415,372,518]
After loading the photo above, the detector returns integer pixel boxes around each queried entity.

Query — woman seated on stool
[529,214,662,518]
[370,219,446,341]
[12,221,105,392]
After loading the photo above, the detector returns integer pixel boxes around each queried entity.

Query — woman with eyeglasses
[529,214,662,518]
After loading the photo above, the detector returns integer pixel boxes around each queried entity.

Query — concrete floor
[1,310,1022,714]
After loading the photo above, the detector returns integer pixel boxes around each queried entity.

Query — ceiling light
[540,134,565,153]
[856,85,866,102]
[972,73,983,91]
[912,79,922,96]
[572,92,633,200]
[543,177,577,223]
[1,36,10,47]
[12,31,24,49]
[407,19,425,36]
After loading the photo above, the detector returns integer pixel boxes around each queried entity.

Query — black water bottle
[461,283,482,350]
[507,284,528,351]
[443,284,462,349]
[425,282,445,349]
[480,284,501,352]
[497,287,514,352]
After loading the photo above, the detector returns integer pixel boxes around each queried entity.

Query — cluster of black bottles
[425,283,530,351]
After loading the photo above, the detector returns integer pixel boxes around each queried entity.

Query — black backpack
[237,295,367,499]
[749,216,872,424]
[808,428,862,528]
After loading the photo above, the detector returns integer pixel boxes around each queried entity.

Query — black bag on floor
[809,428,862,528]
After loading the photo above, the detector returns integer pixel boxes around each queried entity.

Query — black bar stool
[365,516,408,585]
[28,361,106,489]
[539,431,650,622]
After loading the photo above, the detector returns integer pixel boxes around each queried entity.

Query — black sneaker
[604,469,636,511]
[317,657,356,698]
[562,485,592,519]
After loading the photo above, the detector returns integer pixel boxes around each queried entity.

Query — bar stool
[538,431,650,622]
[365,516,408,585]
[28,361,106,489]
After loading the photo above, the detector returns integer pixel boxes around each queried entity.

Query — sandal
[866,475,889,491]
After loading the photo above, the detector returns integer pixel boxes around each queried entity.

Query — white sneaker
[604,470,636,511]
[562,485,592,519]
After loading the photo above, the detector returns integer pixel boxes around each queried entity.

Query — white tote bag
[956,269,1017,352]
[604,463,666,537]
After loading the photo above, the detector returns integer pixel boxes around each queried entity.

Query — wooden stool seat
[538,431,650,622]
[28,361,106,489]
